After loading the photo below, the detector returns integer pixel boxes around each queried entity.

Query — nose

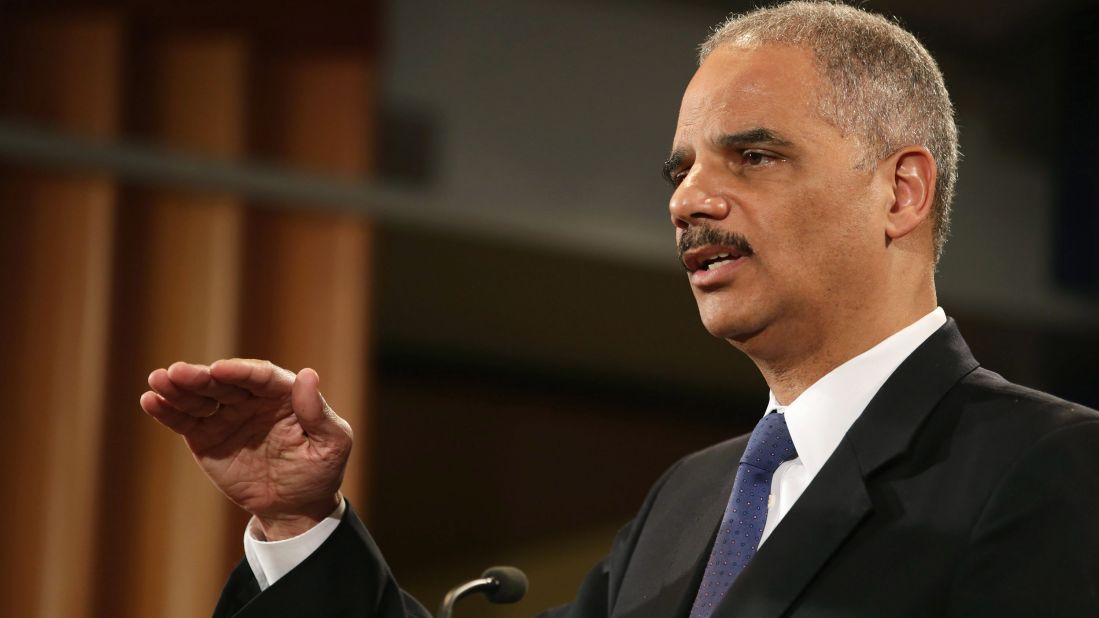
[668,167,731,230]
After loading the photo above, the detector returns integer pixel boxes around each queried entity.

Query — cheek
[755,202,870,302]
[773,185,879,257]
[758,208,831,275]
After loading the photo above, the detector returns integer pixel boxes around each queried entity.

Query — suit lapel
[622,439,745,618]
[665,453,741,617]
[711,320,979,618]
[845,320,979,476]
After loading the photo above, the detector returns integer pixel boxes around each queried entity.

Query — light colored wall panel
[247,55,375,512]
[0,14,121,618]
[104,34,248,618]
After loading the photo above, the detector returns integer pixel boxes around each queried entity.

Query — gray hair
[700,1,959,262]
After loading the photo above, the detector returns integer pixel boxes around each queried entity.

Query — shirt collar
[765,307,947,480]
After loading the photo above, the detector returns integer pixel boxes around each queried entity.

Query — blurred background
[0,0,1095,616]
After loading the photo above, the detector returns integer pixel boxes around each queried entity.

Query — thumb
[291,368,349,442]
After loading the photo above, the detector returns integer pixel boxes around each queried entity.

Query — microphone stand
[437,576,498,618]
[436,566,528,618]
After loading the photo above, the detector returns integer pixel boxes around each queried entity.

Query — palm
[188,397,333,516]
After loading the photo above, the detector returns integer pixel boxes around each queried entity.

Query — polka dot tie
[689,411,797,618]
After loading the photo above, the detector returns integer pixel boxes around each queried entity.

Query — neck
[741,294,937,406]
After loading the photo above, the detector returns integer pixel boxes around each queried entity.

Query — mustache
[676,225,755,267]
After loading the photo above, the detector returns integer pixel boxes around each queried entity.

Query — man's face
[666,44,892,356]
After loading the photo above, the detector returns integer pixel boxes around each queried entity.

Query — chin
[694,283,787,352]
[696,299,758,342]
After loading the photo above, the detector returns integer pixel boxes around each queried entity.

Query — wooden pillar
[94,34,248,618]
[0,13,121,618]
[245,55,376,512]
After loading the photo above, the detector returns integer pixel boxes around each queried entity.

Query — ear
[883,146,937,241]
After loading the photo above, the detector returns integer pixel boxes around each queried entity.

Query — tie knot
[740,411,797,472]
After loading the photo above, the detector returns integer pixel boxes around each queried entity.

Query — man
[141,2,1099,616]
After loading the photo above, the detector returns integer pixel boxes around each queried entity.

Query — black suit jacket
[214,320,1099,617]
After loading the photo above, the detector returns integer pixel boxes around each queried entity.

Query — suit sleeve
[212,504,431,618]
[946,419,1099,616]
[211,505,638,618]
[214,457,686,618]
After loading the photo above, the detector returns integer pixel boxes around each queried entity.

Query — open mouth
[682,245,748,273]
[698,252,740,271]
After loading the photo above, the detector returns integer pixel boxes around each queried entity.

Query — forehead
[674,44,827,145]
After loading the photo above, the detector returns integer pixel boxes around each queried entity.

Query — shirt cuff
[242,500,347,590]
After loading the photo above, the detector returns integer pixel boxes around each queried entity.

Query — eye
[662,157,691,188]
[664,162,692,188]
[742,150,776,166]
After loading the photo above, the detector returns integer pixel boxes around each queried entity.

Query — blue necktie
[689,411,798,618]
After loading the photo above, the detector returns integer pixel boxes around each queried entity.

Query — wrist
[253,493,343,541]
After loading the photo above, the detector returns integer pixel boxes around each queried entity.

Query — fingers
[148,368,221,417]
[210,358,295,398]
[292,368,352,442]
[164,362,252,404]
[139,390,199,435]
[143,359,349,448]
[146,360,267,423]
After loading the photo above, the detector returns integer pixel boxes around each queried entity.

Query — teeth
[702,253,737,271]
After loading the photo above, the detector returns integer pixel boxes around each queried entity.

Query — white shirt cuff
[243,500,347,590]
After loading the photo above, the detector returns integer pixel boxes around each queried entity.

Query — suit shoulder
[676,432,749,472]
[958,367,1098,420]
[948,367,1099,448]
[618,431,748,502]
[641,432,750,500]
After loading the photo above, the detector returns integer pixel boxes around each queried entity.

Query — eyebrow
[662,127,793,185]
[716,127,793,149]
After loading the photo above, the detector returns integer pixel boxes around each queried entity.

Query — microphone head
[481,566,528,604]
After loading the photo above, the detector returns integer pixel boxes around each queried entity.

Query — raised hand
[139,359,353,540]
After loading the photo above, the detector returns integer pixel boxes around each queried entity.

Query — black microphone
[436,566,528,618]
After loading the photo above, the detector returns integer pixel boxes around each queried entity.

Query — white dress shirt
[244,500,346,589]
[758,307,946,546]
[244,307,947,588]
